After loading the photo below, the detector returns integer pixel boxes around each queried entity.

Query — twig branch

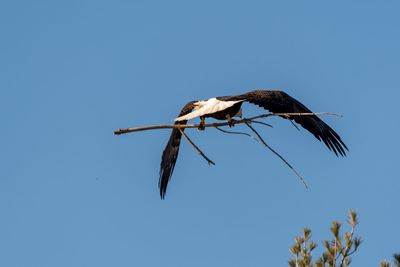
[288,120,301,131]
[215,126,253,137]
[215,122,272,146]
[215,125,272,152]
[113,112,338,135]
[244,121,309,189]
[339,221,357,267]
[178,128,215,166]
[113,112,338,189]
[249,120,273,128]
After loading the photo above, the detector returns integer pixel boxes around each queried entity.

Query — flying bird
[159,90,348,199]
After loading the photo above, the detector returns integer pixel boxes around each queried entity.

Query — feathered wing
[231,90,348,156]
[159,101,196,199]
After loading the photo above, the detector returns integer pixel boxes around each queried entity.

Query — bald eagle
[159,90,348,199]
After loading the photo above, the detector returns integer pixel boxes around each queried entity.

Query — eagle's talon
[198,116,206,131]
[225,114,235,127]
[228,119,235,127]
[198,122,205,131]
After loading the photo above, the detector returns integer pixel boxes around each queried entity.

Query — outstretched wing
[159,101,196,199]
[229,90,348,156]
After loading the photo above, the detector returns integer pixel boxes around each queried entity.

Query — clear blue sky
[1,1,399,266]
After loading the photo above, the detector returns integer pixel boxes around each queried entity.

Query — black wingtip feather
[159,128,182,199]
[233,90,349,157]
[309,122,348,157]
[158,101,196,199]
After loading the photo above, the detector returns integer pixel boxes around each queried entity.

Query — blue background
[1,1,399,266]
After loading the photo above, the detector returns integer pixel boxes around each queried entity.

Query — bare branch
[288,120,301,131]
[244,121,309,189]
[178,128,215,166]
[214,126,252,137]
[215,126,267,148]
[113,112,338,135]
[249,120,273,128]
[113,112,339,189]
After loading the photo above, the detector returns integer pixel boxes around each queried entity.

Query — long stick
[113,112,338,135]
[244,121,309,189]
[215,126,253,137]
[215,125,267,147]
[178,128,215,166]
